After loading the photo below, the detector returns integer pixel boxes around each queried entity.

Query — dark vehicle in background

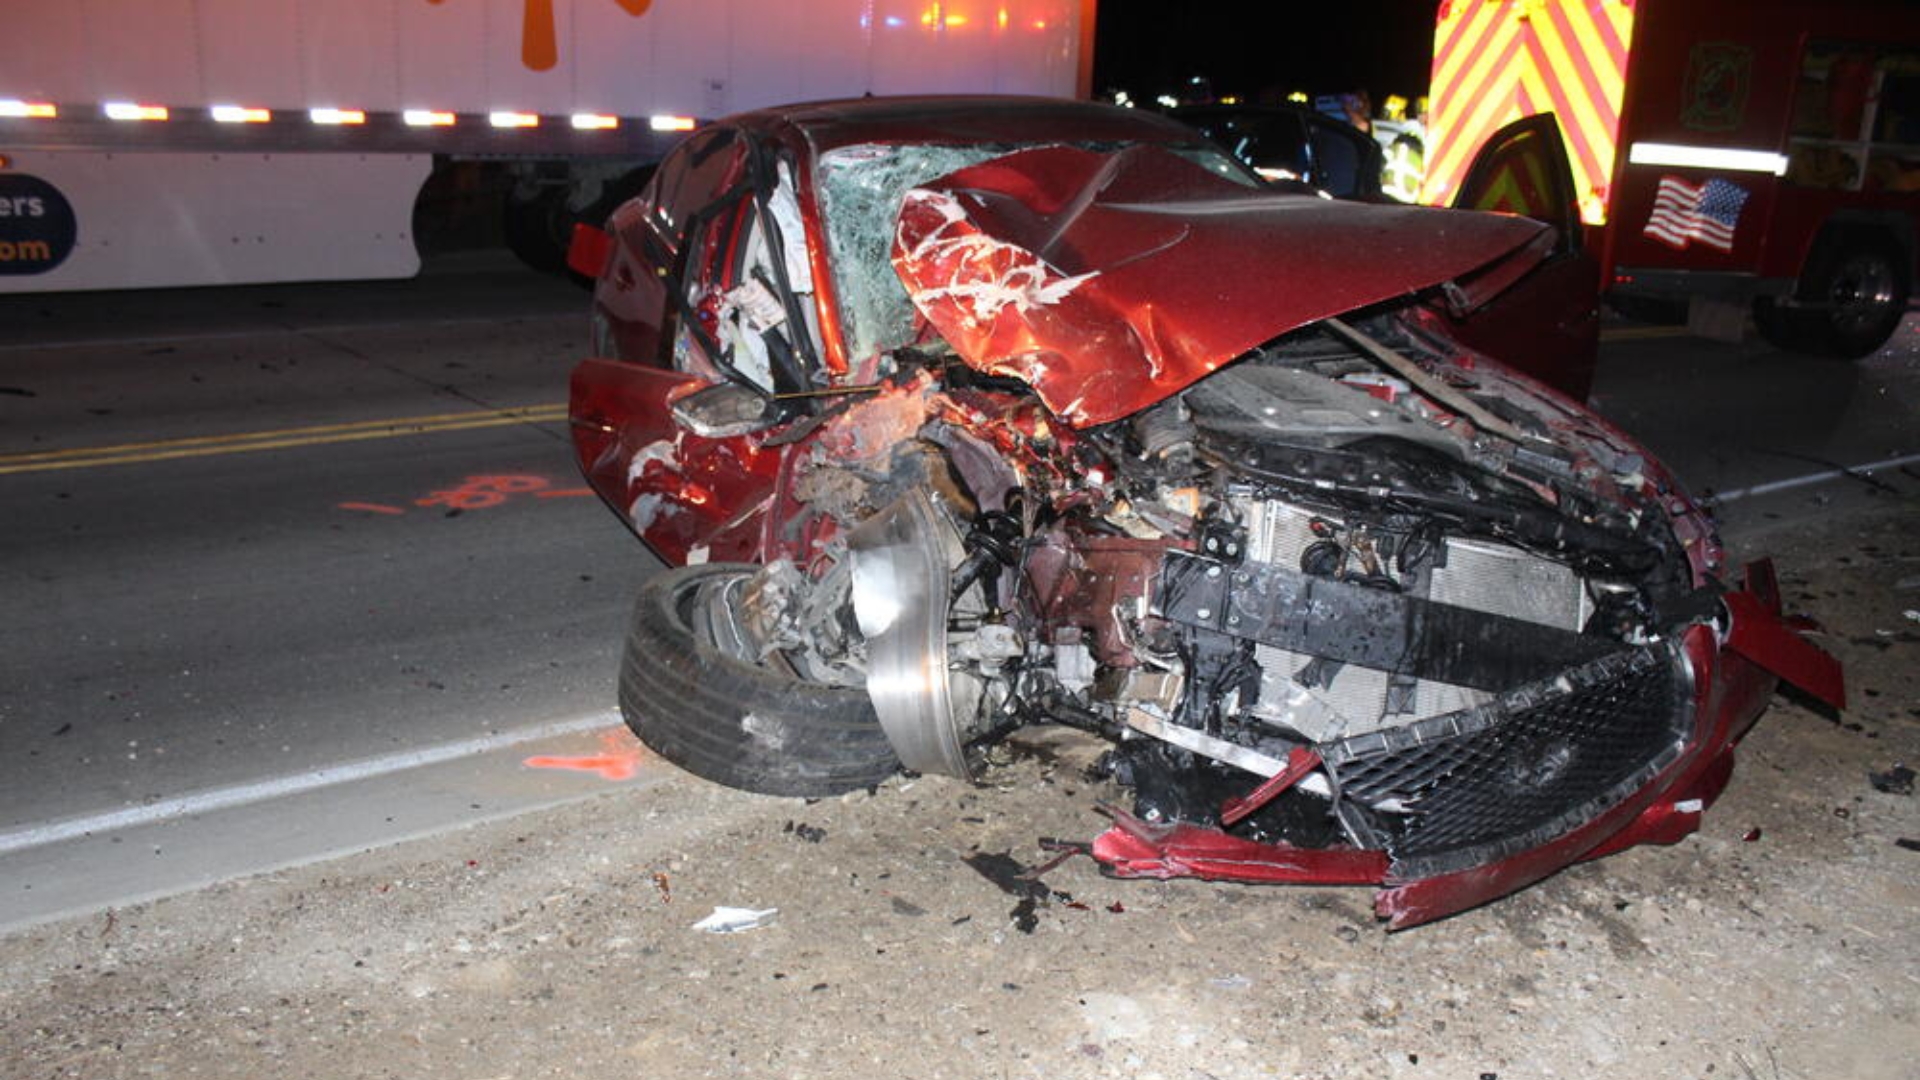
[566,96,1840,928]
[1171,103,1386,200]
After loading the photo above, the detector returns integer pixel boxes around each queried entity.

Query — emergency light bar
[309,108,367,125]
[404,110,457,127]
[0,100,57,119]
[490,111,540,129]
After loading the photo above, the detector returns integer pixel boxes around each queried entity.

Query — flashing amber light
[649,114,696,132]
[310,107,366,125]
[104,102,169,121]
[403,109,457,127]
[571,113,619,131]
[997,8,1008,29]
[211,105,271,124]
[0,100,58,119]
[1286,91,1309,104]
[490,110,540,129]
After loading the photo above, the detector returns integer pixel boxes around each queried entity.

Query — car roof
[723,94,1215,155]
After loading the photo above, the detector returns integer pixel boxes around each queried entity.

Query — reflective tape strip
[1425,0,1634,224]
[103,102,169,121]
[1627,142,1789,175]
[0,100,57,118]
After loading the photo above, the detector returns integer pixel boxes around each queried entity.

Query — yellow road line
[1599,325,1690,342]
[0,403,568,476]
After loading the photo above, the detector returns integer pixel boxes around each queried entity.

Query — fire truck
[1422,0,1920,358]
[0,0,1093,293]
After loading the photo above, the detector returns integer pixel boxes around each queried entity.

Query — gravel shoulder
[3,501,1916,1080]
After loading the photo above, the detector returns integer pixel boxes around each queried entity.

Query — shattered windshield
[816,141,1255,368]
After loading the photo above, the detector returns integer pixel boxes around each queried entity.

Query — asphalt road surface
[0,253,1914,930]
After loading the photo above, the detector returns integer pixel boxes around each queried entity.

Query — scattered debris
[889,897,927,916]
[1210,974,1253,990]
[651,871,671,904]
[963,850,1054,934]
[1903,609,1920,622]
[1743,828,1764,842]
[1895,839,1920,853]
[691,906,779,933]
[784,820,827,843]
[1868,764,1915,796]
[1009,897,1040,933]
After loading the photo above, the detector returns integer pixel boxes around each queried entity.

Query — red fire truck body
[1426,0,1920,357]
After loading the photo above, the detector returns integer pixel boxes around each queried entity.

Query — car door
[1442,113,1602,401]
[570,126,789,565]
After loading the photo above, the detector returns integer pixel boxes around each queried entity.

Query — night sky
[1091,0,1445,105]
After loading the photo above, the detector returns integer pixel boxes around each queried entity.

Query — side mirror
[670,381,783,438]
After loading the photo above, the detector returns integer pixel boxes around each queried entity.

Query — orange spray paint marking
[338,501,406,515]
[416,474,550,510]
[524,729,650,781]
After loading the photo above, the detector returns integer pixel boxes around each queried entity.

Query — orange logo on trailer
[428,0,653,72]
[1424,0,1634,225]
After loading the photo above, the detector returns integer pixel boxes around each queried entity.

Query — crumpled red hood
[890,143,1549,427]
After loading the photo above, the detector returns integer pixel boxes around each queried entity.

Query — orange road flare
[104,102,168,121]
[490,110,540,129]
[309,108,366,125]
[571,112,619,130]
[0,100,58,119]
[211,105,271,124]
[403,109,457,127]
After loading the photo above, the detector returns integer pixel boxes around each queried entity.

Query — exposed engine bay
[713,306,1716,912]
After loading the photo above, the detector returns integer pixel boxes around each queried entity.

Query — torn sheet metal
[891,144,1549,427]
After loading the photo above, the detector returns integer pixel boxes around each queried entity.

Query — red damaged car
[566,96,1841,928]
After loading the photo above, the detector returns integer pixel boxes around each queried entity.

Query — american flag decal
[1643,175,1749,253]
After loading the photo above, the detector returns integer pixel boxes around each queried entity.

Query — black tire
[618,564,900,797]
[1759,229,1910,358]
[502,187,572,277]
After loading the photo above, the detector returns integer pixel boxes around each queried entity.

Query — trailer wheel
[1757,229,1910,359]
[618,564,900,797]
[503,188,571,276]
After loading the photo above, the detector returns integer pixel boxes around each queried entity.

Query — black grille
[1322,645,1692,880]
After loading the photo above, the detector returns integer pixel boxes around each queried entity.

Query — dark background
[1091,0,1445,105]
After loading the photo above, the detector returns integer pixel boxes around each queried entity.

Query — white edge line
[1707,451,1920,504]
[0,710,621,857]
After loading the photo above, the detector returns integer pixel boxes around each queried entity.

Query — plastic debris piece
[1894,838,1920,852]
[1742,827,1763,842]
[691,906,779,933]
[1903,609,1920,622]
[1210,974,1253,990]
[1869,764,1915,796]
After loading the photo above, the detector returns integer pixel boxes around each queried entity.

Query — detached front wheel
[619,564,900,797]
